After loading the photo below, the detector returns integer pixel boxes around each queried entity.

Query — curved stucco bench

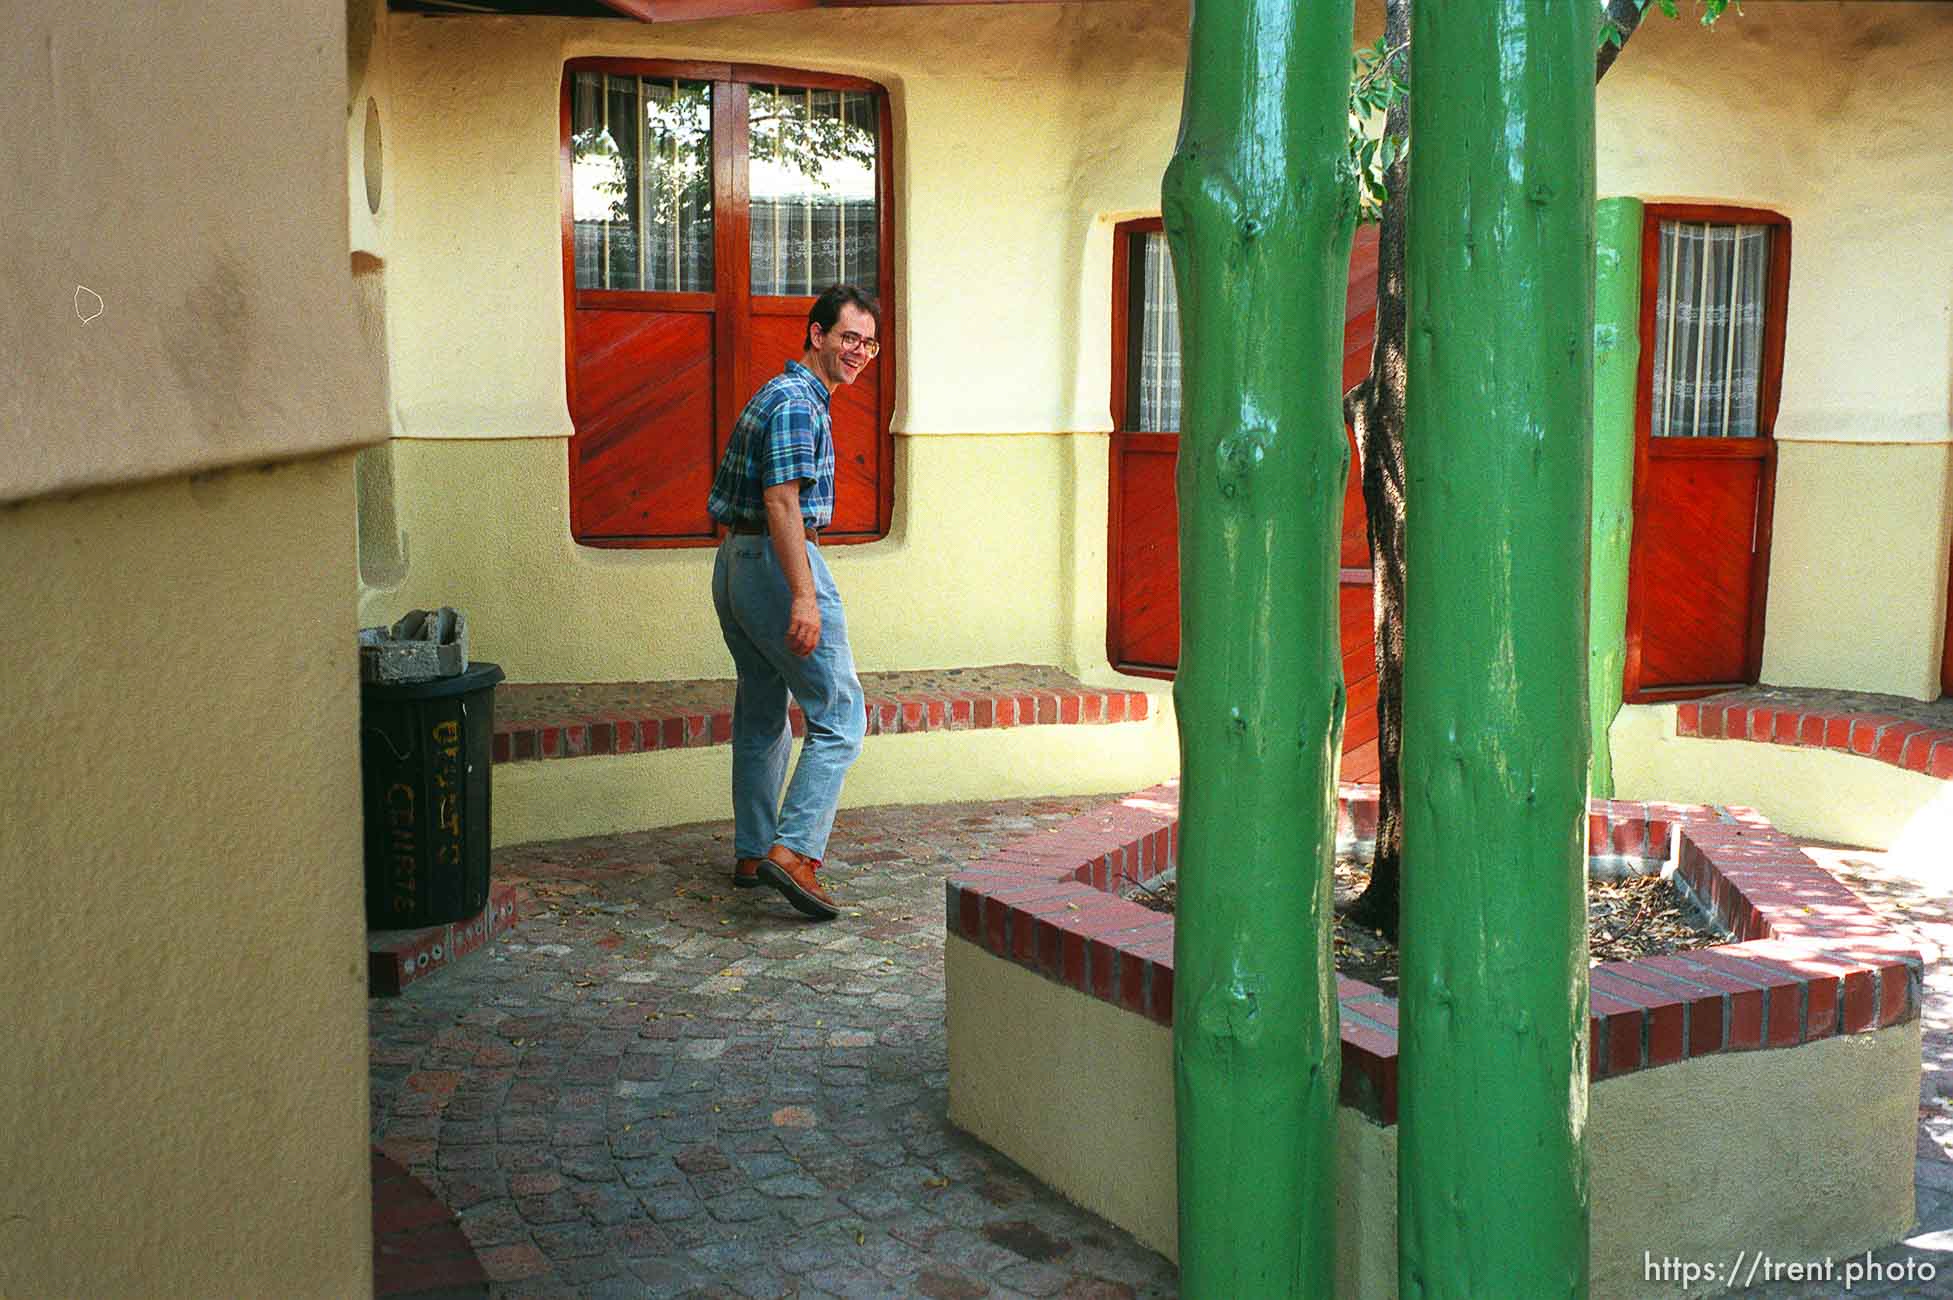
[1611,686,1953,853]
[484,665,1176,846]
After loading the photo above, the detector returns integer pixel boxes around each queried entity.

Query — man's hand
[763,481,820,657]
[785,593,821,657]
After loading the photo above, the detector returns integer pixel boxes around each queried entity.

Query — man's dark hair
[805,284,881,351]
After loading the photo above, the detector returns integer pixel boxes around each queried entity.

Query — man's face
[811,304,879,389]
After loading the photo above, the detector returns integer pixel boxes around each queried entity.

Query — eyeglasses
[831,329,880,358]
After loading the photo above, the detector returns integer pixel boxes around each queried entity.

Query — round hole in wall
[363,98,383,215]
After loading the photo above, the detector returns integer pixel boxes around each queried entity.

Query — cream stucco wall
[2,4,384,1293]
[1,4,385,505]
[948,935,1919,1300]
[1597,4,1953,698]
[1761,441,1953,698]
[0,458,373,1298]
[380,3,1200,444]
[1598,4,1953,447]
[361,433,1126,680]
[364,2,1207,686]
[364,2,1951,707]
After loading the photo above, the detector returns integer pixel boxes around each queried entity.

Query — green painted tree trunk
[1589,197,1643,797]
[1398,2,1597,1296]
[1161,0,1356,1292]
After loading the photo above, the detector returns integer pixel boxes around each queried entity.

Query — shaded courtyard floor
[370,793,1178,1299]
[371,794,1953,1299]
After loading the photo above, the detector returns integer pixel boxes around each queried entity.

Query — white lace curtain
[1650,221,1771,437]
[1136,232,1182,433]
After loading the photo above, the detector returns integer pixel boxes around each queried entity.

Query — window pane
[1650,220,1770,437]
[1133,232,1182,433]
[749,86,879,296]
[570,74,712,292]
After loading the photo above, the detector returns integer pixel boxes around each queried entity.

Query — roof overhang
[391,0,1081,19]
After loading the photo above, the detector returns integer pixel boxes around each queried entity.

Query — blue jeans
[711,535,866,863]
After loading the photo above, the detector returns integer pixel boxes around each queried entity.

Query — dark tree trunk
[1340,0,1648,940]
[1340,0,1410,939]
[1596,0,1650,82]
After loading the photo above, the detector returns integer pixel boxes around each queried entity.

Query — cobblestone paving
[370,795,1181,1299]
[1729,842,1953,1298]
[371,793,1953,1298]
[1560,837,1953,1298]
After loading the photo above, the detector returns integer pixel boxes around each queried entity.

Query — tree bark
[1162,0,1356,1292]
[1344,0,1652,940]
[1596,0,1650,82]
[1341,0,1411,939]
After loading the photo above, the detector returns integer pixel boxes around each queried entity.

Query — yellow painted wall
[0,458,373,1298]
[2,4,385,504]
[1598,4,1953,446]
[360,433,1106,680]
[948,935,1919,1300]
[364,2,1204,686]
[2,3,383,1292]
[1762,441,1953,698]
[381,4,1191,442]
[365,2,1951,704]
[1598,4,1953,698]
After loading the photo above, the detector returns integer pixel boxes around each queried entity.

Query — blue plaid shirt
[706,361,834,530]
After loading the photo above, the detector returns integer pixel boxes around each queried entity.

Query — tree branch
[1596,0,1649,82]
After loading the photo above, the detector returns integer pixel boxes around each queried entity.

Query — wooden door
[1107,222,1382,780]
[1623,206,1789,702]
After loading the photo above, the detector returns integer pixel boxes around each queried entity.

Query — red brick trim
[1677,699,1953,781]
[368,883,524,996]
[946,785,1921,1126]
[492,686,1152,764]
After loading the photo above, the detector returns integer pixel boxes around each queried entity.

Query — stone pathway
[370,796,1952,1298]
[1731,841,1953,1298]
[370,795,1180,1299]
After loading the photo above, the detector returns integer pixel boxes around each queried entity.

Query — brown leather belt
[730,521,820,543]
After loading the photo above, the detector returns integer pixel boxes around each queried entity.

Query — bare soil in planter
[1129,858,1725,994]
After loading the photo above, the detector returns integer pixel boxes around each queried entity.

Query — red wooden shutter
[1106,221,1384,781]
[562,62,894,547]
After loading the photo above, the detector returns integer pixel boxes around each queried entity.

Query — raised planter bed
[945,782,1922,1298]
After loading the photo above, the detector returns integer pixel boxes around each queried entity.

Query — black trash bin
[360,660,505,930]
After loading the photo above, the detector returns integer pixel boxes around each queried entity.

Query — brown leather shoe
[758,844,840,921]
[732,857,763,889]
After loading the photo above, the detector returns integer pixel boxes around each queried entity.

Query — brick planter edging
[492,686,1152,764]
[1678,698,1953,781]
[946,784,1921,1125]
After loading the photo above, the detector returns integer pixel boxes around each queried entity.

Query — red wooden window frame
[1107,217,1178,679]
[1943,539,1953,698]
[1622,202,1791,704]
[559,59,898,548]
[1106,219,1379,677]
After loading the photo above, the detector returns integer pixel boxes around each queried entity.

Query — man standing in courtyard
[705,284,880,922]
